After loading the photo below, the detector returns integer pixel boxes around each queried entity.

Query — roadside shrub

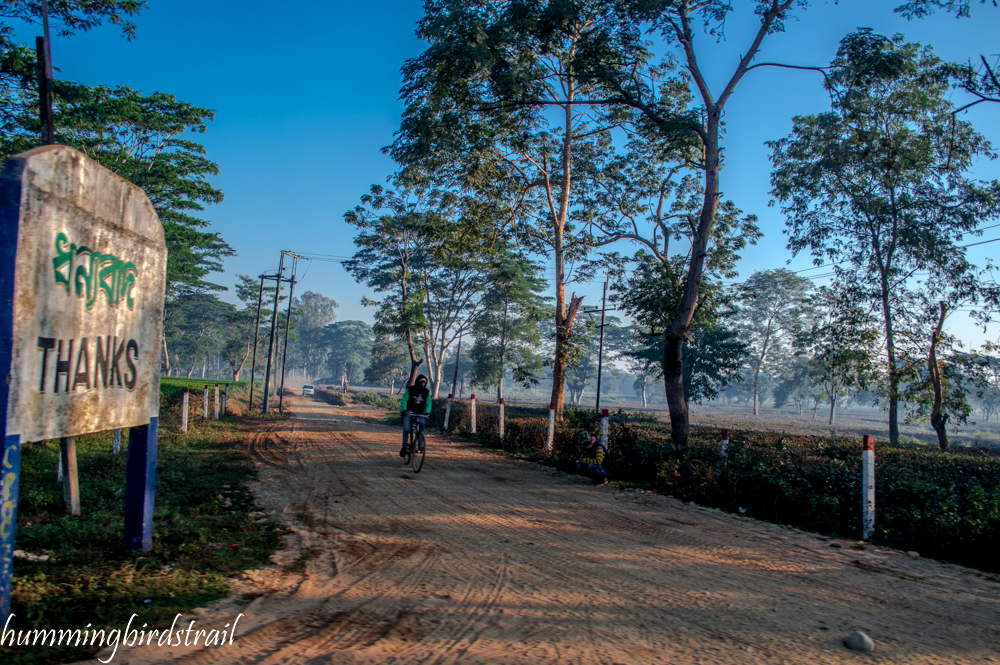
[353,390,398,411]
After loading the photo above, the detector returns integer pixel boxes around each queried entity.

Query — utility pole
[595,280,607,413]
[248,273,266,410]
[262,253,285,414]
[36,0,55,145]
[450,331,463,398]
[278,258,300,413]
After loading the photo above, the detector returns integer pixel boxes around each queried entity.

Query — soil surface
[92,396,1000,665]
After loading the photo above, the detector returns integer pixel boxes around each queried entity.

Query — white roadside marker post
[181,389,189,433]
[113,428,121,456]
[600,409,609,449]
[546,402,556,455]
[499,398,505,442]
[470,393,477,434]
[214,384,220,420]
[203,385,209,420]
[443,393,453,430]
[718,428,729,474]
[862,435,876,542]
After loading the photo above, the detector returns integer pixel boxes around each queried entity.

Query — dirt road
[106,396,999,664]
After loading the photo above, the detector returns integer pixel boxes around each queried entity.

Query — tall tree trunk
[929,302,949,451]
[201,357,206,379]
[641,379,647,408]
[828,390,837,426]
[663,334,689,456]
[653,0,792,473]
[547,81,584,420]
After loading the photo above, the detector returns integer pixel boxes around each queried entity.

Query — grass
[3,378,286,665]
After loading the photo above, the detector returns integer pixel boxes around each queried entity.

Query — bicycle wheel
[412,431,426,473]
[402,433,411,465]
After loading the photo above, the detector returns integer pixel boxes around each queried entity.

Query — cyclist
[399,374,432,457]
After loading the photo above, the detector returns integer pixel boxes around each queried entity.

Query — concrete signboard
[0,145,167,619]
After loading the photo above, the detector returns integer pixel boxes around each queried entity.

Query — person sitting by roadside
[576,430,609,486]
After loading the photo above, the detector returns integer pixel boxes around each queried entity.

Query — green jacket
[399,386,432,415]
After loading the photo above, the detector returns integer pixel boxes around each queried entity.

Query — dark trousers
[402,413,426,446]
[578,462,609,482]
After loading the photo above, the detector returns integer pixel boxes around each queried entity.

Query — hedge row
[431,398,1000,573]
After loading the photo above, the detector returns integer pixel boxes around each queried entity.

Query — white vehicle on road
[302,384,314,396]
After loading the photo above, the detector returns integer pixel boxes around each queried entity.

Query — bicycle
[402,413,428,473]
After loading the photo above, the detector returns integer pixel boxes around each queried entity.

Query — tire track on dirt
[105,397,1000,665]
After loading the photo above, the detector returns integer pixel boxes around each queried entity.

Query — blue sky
[8,0,1000,347]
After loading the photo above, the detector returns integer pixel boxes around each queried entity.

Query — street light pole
[595,280,607,413]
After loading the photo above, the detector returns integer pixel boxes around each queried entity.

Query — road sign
[1,145,168,620]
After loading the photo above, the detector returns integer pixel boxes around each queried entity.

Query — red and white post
[600,409,609,449]
[862,435,875,542]
[720,428,729,458]
[182,388,189,433]
[470,393,477,434]
[203,385,209,420]
[214,384,220,420]
[546,402,555,454]
[499,398,505,441]
[443,393,453,430]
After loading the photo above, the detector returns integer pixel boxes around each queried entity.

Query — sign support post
[124,421,157,553]
[862,435,875,542]
[60,436,79,515]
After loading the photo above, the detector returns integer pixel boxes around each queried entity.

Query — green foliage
[614,254,747,403]
[0,1,146,43]
[471,254,548,398]
[351,390,398,411]
[769,30,1000,441]
[0,38,232,296]
[163,293,235,377]
[324,321,373,385]
[364,335,410,389]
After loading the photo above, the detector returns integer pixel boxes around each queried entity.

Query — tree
[470,255,548,403]
[390,0,674,417]
[290,291,339,380]
[614,255,747,409]
[165,293,231,379]
[345,186,452,388]
[577,0,820,453]
[896,0,999,111]
[734,269,814,415]
[365,335,411,393]
[621,327,660,408]
[325,321,374,388]
[797,288,880,426]
[769,31,1000,443]
[0,1,145,43]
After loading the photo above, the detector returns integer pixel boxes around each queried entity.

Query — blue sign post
[0,146,168,620]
